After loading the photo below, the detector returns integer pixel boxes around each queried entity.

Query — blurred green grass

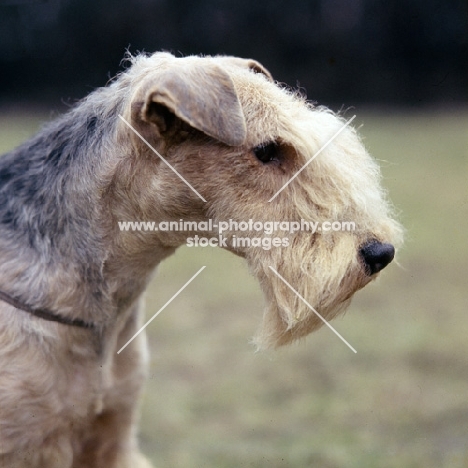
[1,109,467,467]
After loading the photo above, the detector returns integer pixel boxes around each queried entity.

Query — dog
[0,52,402,467]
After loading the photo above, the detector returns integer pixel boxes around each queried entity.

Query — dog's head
[119,52,403,349]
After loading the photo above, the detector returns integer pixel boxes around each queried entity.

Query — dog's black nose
[360,241,395,275]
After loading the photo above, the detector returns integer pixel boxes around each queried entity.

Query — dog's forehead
[226,67,310,145]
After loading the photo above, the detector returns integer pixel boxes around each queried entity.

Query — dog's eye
[253,142,280,164]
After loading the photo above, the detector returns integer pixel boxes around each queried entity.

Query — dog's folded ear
[141,64,247,146]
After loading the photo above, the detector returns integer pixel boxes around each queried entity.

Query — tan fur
[0,52,402,466]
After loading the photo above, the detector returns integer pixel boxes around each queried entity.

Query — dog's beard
[246,234,370,350]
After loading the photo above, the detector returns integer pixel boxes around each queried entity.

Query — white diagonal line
[268,115,356,202]
[268,266,357,353]
[118,115,207,202]
[117,266,206,354]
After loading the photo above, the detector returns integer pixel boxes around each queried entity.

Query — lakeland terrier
[0,52,402,467]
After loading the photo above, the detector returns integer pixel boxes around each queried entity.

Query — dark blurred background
[0,0,467,108]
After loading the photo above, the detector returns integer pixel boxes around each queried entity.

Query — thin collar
[0,289,96,330]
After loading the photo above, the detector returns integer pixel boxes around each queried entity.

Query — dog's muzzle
[360,240,395,275]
